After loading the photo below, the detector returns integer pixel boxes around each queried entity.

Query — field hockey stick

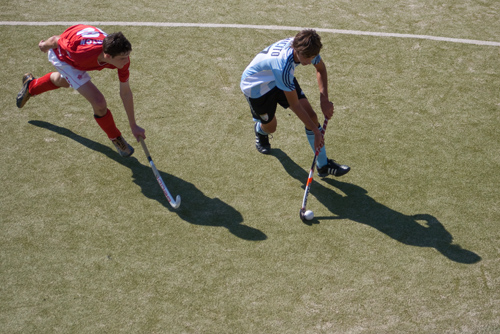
[299,118,329,220]
[139,137,181,209]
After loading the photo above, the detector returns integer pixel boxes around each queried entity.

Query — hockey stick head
[299,208,314,225]
[171,195,181,209]
[299,208,306,221]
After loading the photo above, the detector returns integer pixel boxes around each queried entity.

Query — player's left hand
[131,124,146,141]
[321,100,334,120]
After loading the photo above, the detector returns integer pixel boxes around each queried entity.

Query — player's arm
[119,80,146,140]
[39,35,60,53]
[314,59,334,120]
[284,90,324,151]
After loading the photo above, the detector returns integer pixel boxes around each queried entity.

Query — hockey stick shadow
[28,120,267,241]
[272,148,480,264]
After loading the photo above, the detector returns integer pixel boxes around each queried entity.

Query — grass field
[1,1,499,333]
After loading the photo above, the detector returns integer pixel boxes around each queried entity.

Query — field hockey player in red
[16,24,145,157]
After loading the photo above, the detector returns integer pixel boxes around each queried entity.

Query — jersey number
[260,46,271,55]
[259,45,281,57]
[76,27,107,38]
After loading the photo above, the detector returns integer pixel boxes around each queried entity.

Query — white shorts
[48,49,91,90]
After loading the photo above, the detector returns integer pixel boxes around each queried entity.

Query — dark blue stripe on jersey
[282,53,295,91]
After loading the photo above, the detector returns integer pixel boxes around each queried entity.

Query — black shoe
[16,73,35,108]
[254,123,271,154]
[317,159,350,177]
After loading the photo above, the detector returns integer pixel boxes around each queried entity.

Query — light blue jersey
[241,38,321,98]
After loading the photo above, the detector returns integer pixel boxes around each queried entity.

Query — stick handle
[314,118,329,155]
[138,137,151,159]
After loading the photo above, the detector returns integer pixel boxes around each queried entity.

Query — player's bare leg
[78,81,134,157]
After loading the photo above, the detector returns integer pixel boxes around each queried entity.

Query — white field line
[1,21,500,46]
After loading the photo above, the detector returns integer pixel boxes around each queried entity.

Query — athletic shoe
[254,123,271,154]
[16,73,35,108]
[317,159,350,177]
[112,136,134,157]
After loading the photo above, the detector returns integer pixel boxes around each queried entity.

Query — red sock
[29,72,59,96]
[94,109,122,139]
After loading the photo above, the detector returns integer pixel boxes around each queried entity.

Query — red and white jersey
[54,25,130,82]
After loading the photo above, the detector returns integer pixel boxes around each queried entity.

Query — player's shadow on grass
[29,120,266,241]
[272,149,481,264]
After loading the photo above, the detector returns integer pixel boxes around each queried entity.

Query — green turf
[1,1,499,333]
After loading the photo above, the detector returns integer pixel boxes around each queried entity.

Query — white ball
[304,210,314,220]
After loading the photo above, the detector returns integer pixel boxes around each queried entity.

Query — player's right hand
[39,40,49,53]
[38,36,60,53]
[314,131,325,152]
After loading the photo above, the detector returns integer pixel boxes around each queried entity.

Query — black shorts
[245,78,307,124]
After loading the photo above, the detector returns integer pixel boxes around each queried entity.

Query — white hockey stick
[139,137,181,209]
[299,118,328,220]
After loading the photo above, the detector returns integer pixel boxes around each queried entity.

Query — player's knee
[51,72,70,88]
[91,98,108,116]
[262,122,277,134]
